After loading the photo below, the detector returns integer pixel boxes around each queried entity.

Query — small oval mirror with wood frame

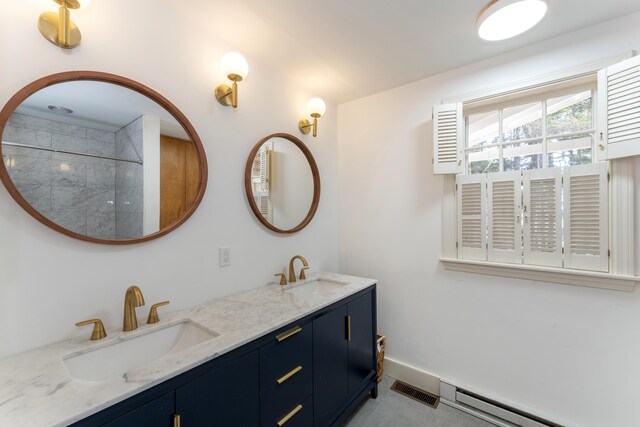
[0,71,208,244]
[245,133,320,234]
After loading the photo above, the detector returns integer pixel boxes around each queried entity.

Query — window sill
[440,258,638,292]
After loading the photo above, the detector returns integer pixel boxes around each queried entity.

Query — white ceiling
[16,81,188,139]
[169,0,640,104]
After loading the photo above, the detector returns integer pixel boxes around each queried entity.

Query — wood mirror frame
[0,71,208,245]
[244,133,320,234]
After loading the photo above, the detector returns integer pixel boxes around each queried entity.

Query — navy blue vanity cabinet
[72,284,376,427]
[260,323,313,426]
[313,304,350,425]
[347,292,375,395]
[313,291,376,426]
[72,350,260,427]
[175,350,259,426]
[103,392,175,427]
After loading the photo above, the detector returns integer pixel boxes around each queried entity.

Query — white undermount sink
[285,279,348,300]
[63,320,219,381]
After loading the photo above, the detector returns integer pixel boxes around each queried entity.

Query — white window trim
[440,54,638,292]
[440,257,638,292]
[443,51,634,105]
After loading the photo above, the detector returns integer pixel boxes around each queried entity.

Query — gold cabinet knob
[147,301,170,324]
[274,273,287,286]
[75,319,107,341]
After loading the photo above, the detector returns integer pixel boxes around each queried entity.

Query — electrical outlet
[219,247,231,267]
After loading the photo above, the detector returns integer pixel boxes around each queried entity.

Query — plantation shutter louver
[456,174,487,261]
[563,163,609,272]
[487,172,522,264]
[433,103,463,174]
[597,55,640,161]
[260,147,271,191]
[259,195,270,220]
[523,168,562,267]
[257,147,272,221]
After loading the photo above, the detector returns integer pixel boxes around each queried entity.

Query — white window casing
[610,158,635,276]
[563,163,609,272]
[457,174,487,261]
[523,168,563,268]
[433,103,464,174]
[597,55,640,161]
[487,171,522,264]
[438,54,639,291]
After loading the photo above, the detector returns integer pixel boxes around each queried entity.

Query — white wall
[271,138,314,230]
[142,115,160,235]
[0,1,339,357]
[338,12,640,427]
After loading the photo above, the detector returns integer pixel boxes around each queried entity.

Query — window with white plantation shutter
[433,103,463,174]
[487,172,522,264]
[563,163,609,272]
[260,147,271,191]
[456,174,486,261]
[523,168,563,268]
[259,195,270,220]
[256,146,272,222]
[597,55,640,161]
[438,61,640,287]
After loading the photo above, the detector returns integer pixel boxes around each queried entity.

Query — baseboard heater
[441,381,564,427]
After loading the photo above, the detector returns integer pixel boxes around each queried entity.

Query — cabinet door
[104,392,175,427]
[313,304,349,425]
[348,292,375,394]
[175,351,259,427]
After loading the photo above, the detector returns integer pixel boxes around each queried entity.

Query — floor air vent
[390,380,440,408]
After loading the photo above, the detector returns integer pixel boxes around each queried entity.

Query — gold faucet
[75,319,107,341]
[123,285,145,332]
[288,255,309,283]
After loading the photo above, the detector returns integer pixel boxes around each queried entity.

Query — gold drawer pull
[277,404,303,426]
[173,414,181,427]
[276,326,302,342]
[347,315,352,341]
[277,365,302,385]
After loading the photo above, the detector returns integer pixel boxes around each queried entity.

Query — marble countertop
[0,272,376,427]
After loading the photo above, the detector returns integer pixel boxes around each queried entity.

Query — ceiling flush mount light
[477,0,548,41]
[215,52,249,109]
[48,105,74,114]
[38,0,87,49]
[299,98,326,138]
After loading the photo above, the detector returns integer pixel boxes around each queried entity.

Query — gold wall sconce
[215,52,249,109]
[38,0,91,49]
[299,98,326,138]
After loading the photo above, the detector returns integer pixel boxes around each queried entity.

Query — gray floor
[344,376,495,427]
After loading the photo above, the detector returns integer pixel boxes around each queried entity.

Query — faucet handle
[147,301,170,324]
[299,267,309,280]
[75,319,107,341]
[274,273,287,286]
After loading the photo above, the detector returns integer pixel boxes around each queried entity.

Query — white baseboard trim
[381,359,570,427]
[439,397,509,427]
[440,379,572,427]
[382,357,441,395]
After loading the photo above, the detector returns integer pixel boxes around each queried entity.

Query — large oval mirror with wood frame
[0,71,208,244]
[245,133,320,234]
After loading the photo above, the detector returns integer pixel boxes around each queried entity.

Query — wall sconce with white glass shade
[215,52,249,109]
[299,98,326,138]
[38,0,92,49]
[477,0,548,41]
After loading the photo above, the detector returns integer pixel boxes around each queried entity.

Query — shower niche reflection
[0,72,207,244]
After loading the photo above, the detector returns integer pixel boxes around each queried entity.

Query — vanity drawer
[262,394,312,427]
[260,362,312,425]
[260,323,312,390]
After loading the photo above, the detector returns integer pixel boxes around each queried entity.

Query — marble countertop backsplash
[0,272,376,427]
